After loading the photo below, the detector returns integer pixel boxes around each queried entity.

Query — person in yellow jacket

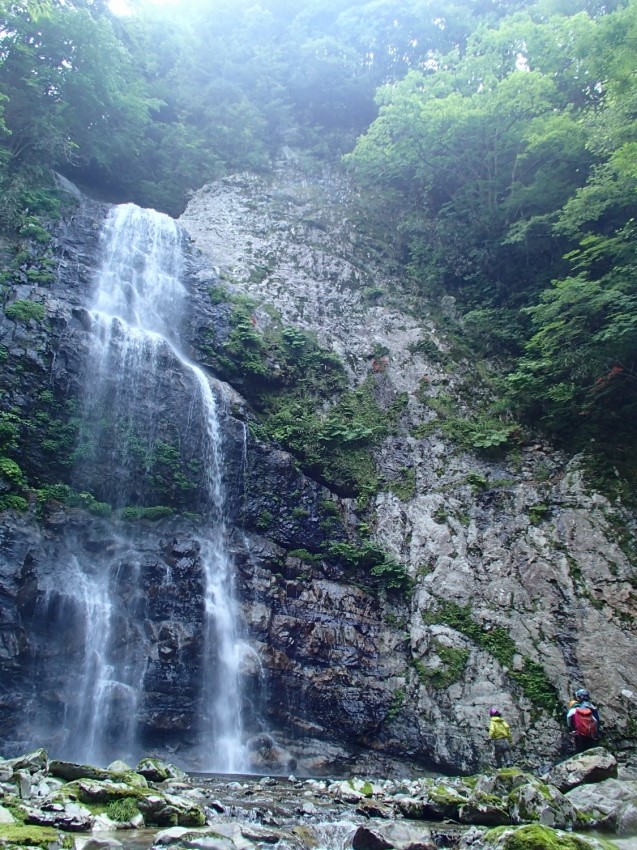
[488,706,513,767]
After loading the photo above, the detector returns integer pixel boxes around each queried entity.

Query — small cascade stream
[56,203,247,770]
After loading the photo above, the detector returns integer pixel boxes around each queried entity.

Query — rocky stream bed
[1,748,637,850]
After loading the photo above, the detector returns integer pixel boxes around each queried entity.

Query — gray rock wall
[180,164,637,772]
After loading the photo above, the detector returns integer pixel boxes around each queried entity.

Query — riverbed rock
[352,822,436,850]
[136,758,186,783]
[80,838,124,850]
[0,805,15,824]
[542,748,618,792]
[507,780,575,828]
[566,777,637,832]
[469,824,615,850]
[151,828,236,850]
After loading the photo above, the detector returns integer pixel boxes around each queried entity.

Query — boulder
[542,748,618,792]
[457,798,510,827]
[49,761,115,782]
[352,822,436,850]
[566,777,637,832]
[356,798,394,818]
[473,823,617,850]
[136,758,184,783]
[138,794,206,828]
[245,734,297,774]
[395,780,470,821]
[508,780,575,829]
[23,800,94,831]
[151,828,235,850]
[107,761,131,774]
[3,749,48,775]
[81,839,124,850]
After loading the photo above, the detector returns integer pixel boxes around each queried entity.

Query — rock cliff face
[0,188,412,774]
[180,164,637,771]
[0,167,636,778]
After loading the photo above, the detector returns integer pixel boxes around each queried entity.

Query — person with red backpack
[567,688,601,752]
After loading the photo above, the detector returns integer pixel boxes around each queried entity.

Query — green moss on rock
[0,824,73,849]
[485,824,616,850]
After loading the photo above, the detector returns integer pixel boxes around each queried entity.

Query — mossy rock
[112,771,148,789]
[0,824,73,849]
[484,824,617,850]
[429,783,470,808]
[48,761,114,782]
[474,769,535,798]
[136,795,206,828]
[508,781,575,830]
[135,757,184,783]
[54,779,144,805]
[459,798,510,826]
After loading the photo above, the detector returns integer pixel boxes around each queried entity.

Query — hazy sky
[109,0,182,16]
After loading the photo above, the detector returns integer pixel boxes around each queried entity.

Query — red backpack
[573,706,598,739]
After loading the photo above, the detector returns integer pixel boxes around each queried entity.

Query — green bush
[35,484,111,517]
[386,687,406,720]
[287,548,322,564]
[5,300,46,322]
[106,797,140,823]
[0,494,28,511]
[18,215,51,243]
[120,505,173,521]
[0,456,26,487]
[328,540,412,593]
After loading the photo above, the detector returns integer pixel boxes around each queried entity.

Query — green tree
[0,0,155,224]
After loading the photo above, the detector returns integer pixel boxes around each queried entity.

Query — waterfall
[63,203,245,770]
[51,550,142,766]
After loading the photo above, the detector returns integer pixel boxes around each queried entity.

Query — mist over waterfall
[53,203,247,771]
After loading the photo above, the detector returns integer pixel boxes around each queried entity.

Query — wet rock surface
[0,751,631,850]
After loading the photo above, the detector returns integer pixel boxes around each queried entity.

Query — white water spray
[69,203,245,769]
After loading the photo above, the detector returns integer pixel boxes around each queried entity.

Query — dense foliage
[1,0,636,481]
[345,0,637,477]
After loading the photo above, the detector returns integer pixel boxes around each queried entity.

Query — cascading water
[61,203,246,770]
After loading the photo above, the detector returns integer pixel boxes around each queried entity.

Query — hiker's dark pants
[574,734,597,753]
[493,738,513,767]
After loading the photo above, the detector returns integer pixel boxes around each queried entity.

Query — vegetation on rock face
[328,540,412,593]
[201,287,401,496]
[423,602,560,713]
[414,641,470,689]
[4,299,45,323]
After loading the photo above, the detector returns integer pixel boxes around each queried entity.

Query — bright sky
[108,0,183,16]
